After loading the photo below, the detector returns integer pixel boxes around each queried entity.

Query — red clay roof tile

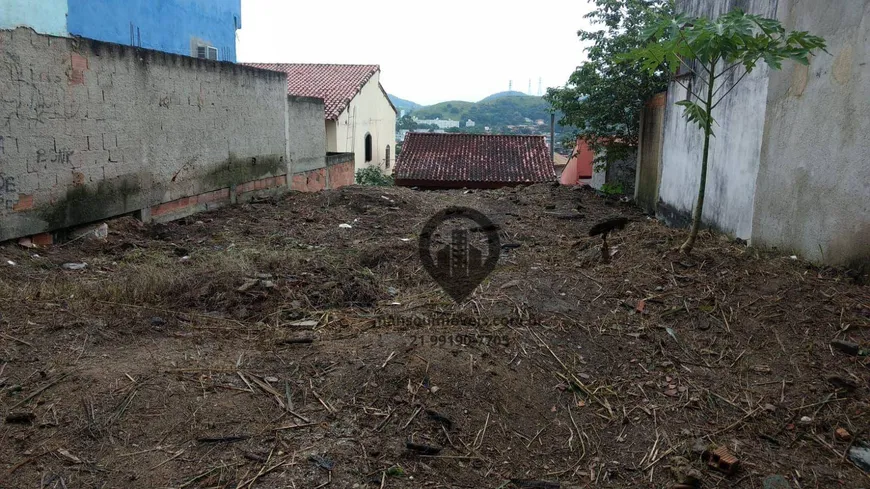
[394,133,556,186]
[244,63,380,120]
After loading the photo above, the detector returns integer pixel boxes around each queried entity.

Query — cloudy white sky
[237,0,596,106]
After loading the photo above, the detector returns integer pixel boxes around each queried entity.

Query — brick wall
[291,168,327,192]
[0,27,297,242]
[328,160,355,188]
[291,153,354,192]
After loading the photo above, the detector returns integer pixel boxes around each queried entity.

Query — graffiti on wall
[36,148,74,165]
[0,173,18,210]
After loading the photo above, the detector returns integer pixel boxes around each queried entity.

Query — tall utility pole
[528,79,532,95]
[550,113,556,162]
[509,80,512,91]
[538,77,542,96]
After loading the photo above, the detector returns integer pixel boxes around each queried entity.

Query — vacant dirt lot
[1,184,868,489]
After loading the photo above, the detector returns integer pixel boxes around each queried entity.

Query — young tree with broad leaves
[622,9,826,253]
[545,0,672,170]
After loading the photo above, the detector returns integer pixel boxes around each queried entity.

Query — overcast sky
[237,0,596,106]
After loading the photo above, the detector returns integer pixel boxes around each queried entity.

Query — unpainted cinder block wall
[0,27,290,241]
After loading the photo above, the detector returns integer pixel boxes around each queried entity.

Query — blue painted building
[0,0,241,62]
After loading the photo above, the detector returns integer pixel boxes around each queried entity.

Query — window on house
[385,145,391,168]
[365,134,373,162]
[196,45,218,61]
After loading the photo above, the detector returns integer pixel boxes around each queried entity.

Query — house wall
[325,119,338,153]
[0,28,290,242]
[559,139,594,185]
[658,0,777,237]
[66,0,241,61]
[0,0,240,61]
[752,0,870,265]
[0,0,68,36]
[331,72,397,175]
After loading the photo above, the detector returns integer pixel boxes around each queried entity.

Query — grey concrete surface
[752,0,870,266]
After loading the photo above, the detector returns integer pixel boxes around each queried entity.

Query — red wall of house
[560,139,595,185]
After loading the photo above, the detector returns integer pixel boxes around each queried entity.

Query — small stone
[847,442,870,473]
[835,427,852,441]
[5,412,36,424]
[800,416,812,424]
[827,375,859,392]
[264,376,279,383]
[150,317,166,326]
[237,279,258,292]
[429,386,440,394]
[763,403,776,412]
[762,475,792,489]
[831,340,860,356]
[61,262,87,270]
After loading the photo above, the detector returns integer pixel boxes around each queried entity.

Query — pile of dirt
[0,183,868,488]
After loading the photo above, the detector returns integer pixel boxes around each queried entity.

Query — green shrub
[356,166,394,186]
[600,182,624,196]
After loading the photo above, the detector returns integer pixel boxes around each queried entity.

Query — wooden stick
[10,372,72,410]
[0,332,34,348]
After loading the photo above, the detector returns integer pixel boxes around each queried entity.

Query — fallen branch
[10,372,72,410]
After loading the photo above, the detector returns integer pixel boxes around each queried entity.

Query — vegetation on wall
[545,0,671,169]
[623,8,826,253]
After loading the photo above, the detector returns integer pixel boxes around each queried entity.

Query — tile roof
[244,63,388,120]
[394,133,556,185]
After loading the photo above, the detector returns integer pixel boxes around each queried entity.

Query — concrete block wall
[0,27,296,241]
[286,95,326,174]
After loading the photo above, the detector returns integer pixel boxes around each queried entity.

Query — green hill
[387,94,422,112]
[479,91,529,102]
[410,100,475,121]
[411,94,555,129]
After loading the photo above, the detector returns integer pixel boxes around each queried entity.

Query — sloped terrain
[0,184,868,488]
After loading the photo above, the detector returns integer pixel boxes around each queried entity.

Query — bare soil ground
[0,184,868,489]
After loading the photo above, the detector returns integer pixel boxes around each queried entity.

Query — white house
[412,117,460,129]
[246,63,398,174]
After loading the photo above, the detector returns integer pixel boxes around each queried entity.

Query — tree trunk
[680,68,716,254]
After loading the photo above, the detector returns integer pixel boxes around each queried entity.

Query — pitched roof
[394,133,556,185]
[244,63,393,120]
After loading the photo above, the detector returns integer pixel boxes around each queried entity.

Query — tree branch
[711,68,751,109]
[711,54,762,99]
[678,29,713,77]
[672,77,706,103]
